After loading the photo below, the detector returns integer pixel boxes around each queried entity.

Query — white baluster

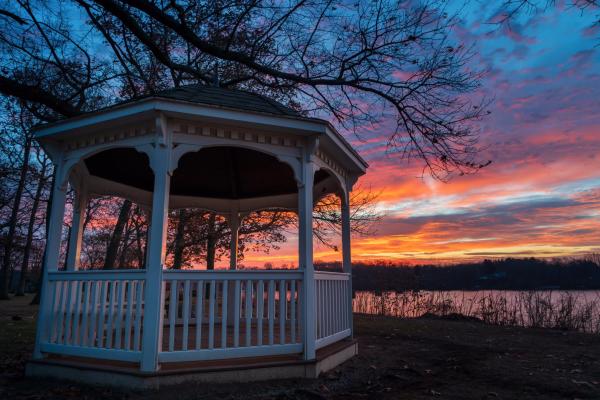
[233,280,240,347]
[124,281,134,350]
[297,280,303,341]
[114,281,126,349]
[328,280,332,336]
[291,280,296,343]
[88,281,99,346]
[195,281,204,350]
[71,280,82,345]
[63,280,74,345]
[315,280,321,339]
[257,280,264,346]
[279,280,286,344]
[48,281,60,343]
[245,279,252,346]
[168,280,178,351]
[333,281,337,335]
[208,279,216,349]
[182,280,191,351]
[97,281,108,347]
[268,280,275,345]
[54,280,67,344]
[221,280,228,348]
[106,281,118,349]
[79,281,90,346]
[133,281,143,351]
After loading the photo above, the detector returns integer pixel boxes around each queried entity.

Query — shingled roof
[140,84,302,117]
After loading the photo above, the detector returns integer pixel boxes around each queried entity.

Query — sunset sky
[245,3,600,267]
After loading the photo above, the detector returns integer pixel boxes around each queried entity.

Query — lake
[353,290,600,333]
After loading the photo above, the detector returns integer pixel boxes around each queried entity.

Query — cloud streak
[243,4,600,266]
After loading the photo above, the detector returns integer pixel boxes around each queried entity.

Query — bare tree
[495,1,598,25]
[313,186,381,250]
[0,0,491,178]
[0,0,117,120]
[0,106,34,299]
[103,199,132,269]
[171,209,188,269]
[16,147,49,295]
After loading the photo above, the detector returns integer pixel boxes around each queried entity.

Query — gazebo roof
[136,85,302,117]
[33,85,367,212]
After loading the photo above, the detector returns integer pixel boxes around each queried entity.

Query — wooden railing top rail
[162,269,303,281]
[47,269,345,281]
[47,269,145,281]
[315,271,350,280]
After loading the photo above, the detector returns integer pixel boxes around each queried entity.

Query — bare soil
[1,295,599,399]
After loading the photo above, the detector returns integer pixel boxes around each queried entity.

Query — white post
[299,139,317,360]
[66,188,88,271]
[140,140,171,372]
[341,188,353,336]
[33,161,68,359]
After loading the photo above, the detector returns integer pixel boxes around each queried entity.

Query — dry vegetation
[353,290,600,334]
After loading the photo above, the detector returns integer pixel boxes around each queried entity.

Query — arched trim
[171,142,301,183]
[60,143,153,190]
[313,161,348,200]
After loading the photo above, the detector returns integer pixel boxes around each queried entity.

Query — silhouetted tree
[103,199,132,269]
[16,148,49,296]
[0,0,491,178]
[496,1,598,26]
[0,106,34,299]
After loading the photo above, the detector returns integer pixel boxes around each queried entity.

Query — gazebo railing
[38,269,352,367]
[41,270,146,362]
[315,271,352,349]
[159,270,303,362]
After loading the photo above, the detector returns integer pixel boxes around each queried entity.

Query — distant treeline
[316,256,600,291]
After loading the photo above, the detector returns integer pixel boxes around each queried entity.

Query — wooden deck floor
[45,336,356,376]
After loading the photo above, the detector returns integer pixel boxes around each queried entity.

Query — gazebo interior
[82,146,336,210]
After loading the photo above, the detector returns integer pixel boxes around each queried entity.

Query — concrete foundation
[26,340,358,390]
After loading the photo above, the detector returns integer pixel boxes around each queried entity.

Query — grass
[0,295,37,380]
[0,296,599,399]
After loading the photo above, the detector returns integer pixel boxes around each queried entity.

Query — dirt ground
[1,295,599,399]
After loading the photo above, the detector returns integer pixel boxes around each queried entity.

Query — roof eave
[323,124,369,172]
[33,96,368,175]
[33,96,326,138]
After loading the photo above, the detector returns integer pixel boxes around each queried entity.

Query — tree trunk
[0,135,32,299]
[103,199,132,270]
[134,219,145,268]
[118,218,136,268]
[206,212,216,270]
[172,209,188,269]
[31,167,56,305]
[16,161,47,296]
[118,231,130,267]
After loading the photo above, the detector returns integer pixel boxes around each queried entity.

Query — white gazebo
[26,85,367,388]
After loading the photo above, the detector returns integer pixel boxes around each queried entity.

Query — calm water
[353,290,600,333]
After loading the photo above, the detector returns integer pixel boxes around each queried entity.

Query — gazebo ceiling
[84,148,154,191]
[84,147,330,200]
